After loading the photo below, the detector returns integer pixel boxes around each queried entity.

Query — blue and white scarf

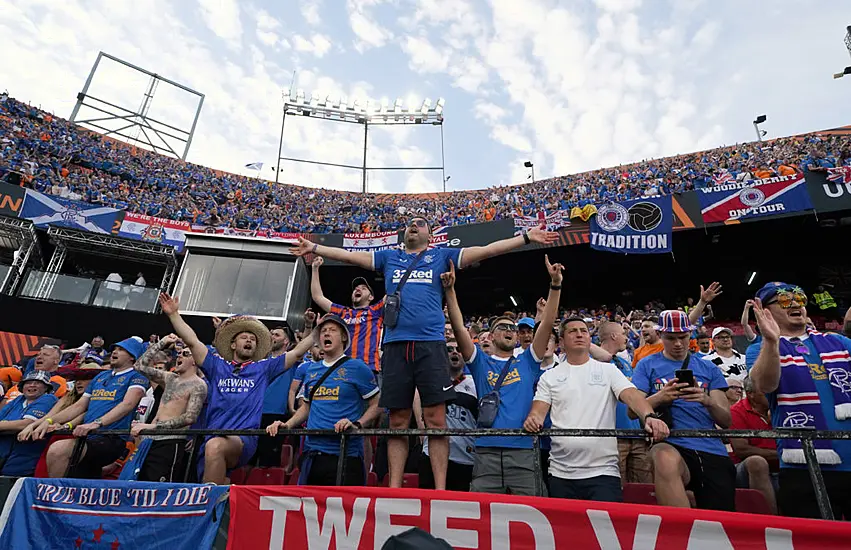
[775,330,851,464]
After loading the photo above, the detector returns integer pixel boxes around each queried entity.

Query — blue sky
[2,0,851,194]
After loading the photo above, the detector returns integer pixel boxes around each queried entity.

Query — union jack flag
[826,166,851,184]
[713,170,734,185]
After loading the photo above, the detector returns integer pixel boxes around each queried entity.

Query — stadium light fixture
[435,98,445,115]
[747,271,757,286]
[834,66,851,79]
[524,161,535,184]
[753,115,767,142]
[510,295,518,307]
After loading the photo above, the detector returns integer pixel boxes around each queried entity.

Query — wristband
[46,418,54,425]
[312,243,318,253]
[550,284,562,291]
[352,421,363,429]
[64,422,74,430]
[522,231,531,245]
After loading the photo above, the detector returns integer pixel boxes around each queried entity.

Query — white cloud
[347,0,393,51]
[402,35,448,73]
[197,0,243,49]
[301,0,322,26]
[293,34,332,57]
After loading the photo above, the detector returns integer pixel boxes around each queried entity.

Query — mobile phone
[675,369,695,387]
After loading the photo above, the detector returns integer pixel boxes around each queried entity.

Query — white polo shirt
[534,357,635,480]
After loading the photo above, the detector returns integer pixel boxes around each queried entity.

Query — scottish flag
[20,190,121,234]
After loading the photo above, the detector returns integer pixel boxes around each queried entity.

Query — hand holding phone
[675,369,695,387]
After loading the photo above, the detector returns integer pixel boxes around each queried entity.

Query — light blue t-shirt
[633,353,729,456]
[301,357,379,457]
[746,333,851,471]
[466,345,543,449]
[201,353,287,431]
[373,247,463,343]
[0,393,57,476]
[612,355,641,431]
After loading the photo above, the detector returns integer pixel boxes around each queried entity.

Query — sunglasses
[447,346,459,354]
[179,350,193,357]
[408,219,427,228]
[768,287,808,309]
[493,323,518,333]
[789,337,810,355]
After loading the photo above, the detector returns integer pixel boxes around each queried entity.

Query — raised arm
[290,237,373,270]
[310,257,334,313]
[441,261,474,361]
[459,225,557,269]
[749,299,782,393]
[159,293,208,366]
[688,282,722,326]
[286,332,314,370]
[134,334,179,385]
[741,300,757,342]
[532,255,563,360]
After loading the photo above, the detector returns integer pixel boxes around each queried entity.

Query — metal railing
[55,427,850,520]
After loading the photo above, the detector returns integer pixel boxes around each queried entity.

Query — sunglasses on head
[493,323,518,333]
[768,287,808,308]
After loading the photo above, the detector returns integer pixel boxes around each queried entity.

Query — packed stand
[3,92,851,234]
[2,218,850,522]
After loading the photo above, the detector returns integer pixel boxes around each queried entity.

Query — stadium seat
[622,483,657,505]
[735,489,772,515]
[381,473,419,488]
[280,444,293,471]
[367,472,378,486]
[243,467,286,486]
[288,468,300,485]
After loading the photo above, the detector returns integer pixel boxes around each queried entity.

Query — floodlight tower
[275,91,445,193]
[832,25,851,79]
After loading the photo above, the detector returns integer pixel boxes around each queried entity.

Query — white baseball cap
[711,327,733,338]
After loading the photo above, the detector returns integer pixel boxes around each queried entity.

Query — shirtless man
[125,334,207,482]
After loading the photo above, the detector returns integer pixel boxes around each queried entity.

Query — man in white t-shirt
[703,327,747,378]
[524,317,669,502]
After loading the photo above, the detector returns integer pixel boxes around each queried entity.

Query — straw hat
[213,315,271,362]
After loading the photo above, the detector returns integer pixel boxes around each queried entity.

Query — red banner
[228,486,851,549]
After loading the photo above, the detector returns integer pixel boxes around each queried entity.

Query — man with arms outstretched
[290,219,557,489]
[159,293,312,485]
[124,333,208,482]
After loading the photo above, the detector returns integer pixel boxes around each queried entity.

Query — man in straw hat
[267,314,380,485]
[159,292,313,485]
[0,370,57,476]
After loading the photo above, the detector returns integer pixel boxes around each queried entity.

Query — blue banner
[20,190,121,234]
[590,195,672,254]
[0,478,228,550]
[696,173,813,223]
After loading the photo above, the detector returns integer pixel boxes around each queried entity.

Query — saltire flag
[514,210,570,233]
[826,166,851,184]
[119,212,189,251]
[0,478,229,550]
[697,173,813,223]
[589,195,672,254]
[19,190,120,234]
[244,162,263,170]
[343,230,399,251]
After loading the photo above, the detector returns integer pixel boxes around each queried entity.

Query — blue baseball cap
[518,317,536,329]
[109,337,144,360]
[755,282,798,304]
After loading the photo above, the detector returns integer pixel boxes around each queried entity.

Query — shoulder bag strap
[393,249,428,295]
[491,356,517,393]
[308,356,351,403]
[680,351,691,371]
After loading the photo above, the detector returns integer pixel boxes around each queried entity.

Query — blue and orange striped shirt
[329,302,384,371]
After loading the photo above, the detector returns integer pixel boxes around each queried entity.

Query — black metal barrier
[53,427,850,520]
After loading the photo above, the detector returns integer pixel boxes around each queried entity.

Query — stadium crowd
[0,218,850,521]
[2,92,851,234]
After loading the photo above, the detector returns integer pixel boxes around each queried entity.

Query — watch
[550,284,562,291]
[352,421,363,429]
[643,412,663,424]
[93,418,104,427]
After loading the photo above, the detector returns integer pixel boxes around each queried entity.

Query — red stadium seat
[288,468,300,485]
[367,472,378,486]
[735,489,772,515]
[280,445,294,471]
[381,474,419,488]
[244,468,286,486]
[622,483,657,505]
[229,466,250,485]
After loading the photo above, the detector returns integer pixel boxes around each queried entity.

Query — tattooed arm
[134,334,178,385]
[153,379,208,430]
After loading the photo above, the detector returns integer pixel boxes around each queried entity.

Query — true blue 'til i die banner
[0,478,228,550]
